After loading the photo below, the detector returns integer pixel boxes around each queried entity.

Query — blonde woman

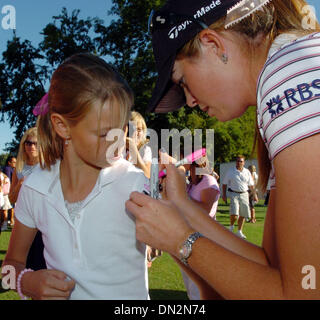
[8,127,46,271]
[126,111,152,178]
[127,0,320,299]
[9,127,40,205]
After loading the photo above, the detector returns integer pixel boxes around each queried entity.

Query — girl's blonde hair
[16,127,40,173]
[177,0,320,191]
[37,53,134,170]
[130,111,148,148]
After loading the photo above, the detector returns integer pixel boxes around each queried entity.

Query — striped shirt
[257,32,320,188]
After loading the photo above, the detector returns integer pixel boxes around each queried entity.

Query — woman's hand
[126,192,194,257]
[21,269,76,300]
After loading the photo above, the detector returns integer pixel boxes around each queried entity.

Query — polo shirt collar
[24,159,128,227]
[24,158,128,196]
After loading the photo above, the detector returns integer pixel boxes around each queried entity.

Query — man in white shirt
[222,155,256,239]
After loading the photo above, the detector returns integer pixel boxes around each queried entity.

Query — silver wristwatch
[179,232,203,266]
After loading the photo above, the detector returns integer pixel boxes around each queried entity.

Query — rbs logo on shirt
[267,79,320,119]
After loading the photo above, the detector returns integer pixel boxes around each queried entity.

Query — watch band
[179,231,203,266]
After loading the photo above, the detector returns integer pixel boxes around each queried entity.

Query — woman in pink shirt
[187,156,220,220]
[182,156,220,300]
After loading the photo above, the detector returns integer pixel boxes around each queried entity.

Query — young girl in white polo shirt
[2,53,149,300]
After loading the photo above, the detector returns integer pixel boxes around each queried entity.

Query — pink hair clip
[33,93,49,116]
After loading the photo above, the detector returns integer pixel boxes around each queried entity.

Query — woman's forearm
[175,198,269,266]
[187,237,284,299]
[171,255,224,300]
[190,198,211,213]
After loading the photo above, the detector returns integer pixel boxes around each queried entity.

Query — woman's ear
[198,29,227,61]
[50,113,70,140]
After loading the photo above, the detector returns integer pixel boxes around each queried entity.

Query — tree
[40,8,100,69]
[0,35,48,152]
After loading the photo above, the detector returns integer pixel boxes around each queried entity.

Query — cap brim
[147,55,186,113]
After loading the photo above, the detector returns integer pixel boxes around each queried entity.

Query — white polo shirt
[15,159,149,300]
[223,167,254,193]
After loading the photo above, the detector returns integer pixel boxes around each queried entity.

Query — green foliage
[40,8,100,68]
[214,106,257,163]
[166,106,256,163]
[0,153,9,168]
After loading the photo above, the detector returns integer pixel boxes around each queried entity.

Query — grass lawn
[0,200,267,300]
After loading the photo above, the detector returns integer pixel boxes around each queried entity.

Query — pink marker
[158,148,206,178]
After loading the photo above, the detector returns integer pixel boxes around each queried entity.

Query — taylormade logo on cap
[168,0,222,39]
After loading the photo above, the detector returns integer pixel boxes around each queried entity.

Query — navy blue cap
[147,0,240,113]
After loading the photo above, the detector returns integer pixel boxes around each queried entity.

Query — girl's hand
[21,269,75,300]
[126,192,194,257]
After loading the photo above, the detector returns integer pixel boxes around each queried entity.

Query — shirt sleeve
[14,184,37,229]
[257,34,320,163]
[201,175,220,191]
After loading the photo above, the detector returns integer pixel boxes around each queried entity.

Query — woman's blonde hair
[130,111,148,149]
[37,53,134,170]
[177,0,320,191]
[16,127,40,173]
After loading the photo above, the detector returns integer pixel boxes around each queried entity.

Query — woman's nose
[184,89,198,108]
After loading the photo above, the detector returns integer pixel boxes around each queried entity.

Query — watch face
[179,232,202,265]
[181,243,191,259]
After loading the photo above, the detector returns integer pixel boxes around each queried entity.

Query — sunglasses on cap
[148,9,208,35]
[24,140,37,147]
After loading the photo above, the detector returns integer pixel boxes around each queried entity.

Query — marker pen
[158,148,206,178]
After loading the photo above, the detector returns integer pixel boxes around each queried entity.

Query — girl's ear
[50,113,70,140]
[198,28,227,59]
